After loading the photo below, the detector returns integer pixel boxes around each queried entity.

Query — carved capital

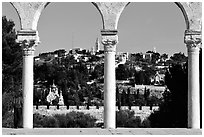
[184,30,202,51]
[16,30,40,56]
[101,30,118,52]
[101,35,118,52]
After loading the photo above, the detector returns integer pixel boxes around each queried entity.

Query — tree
[151,52,160,64]
[148,63,188,127]
[134,71,145,85]
[89,55,100,62]
[90,64,104,80]
[160,53,168,62]
[2,16,22,117]
[127,88,134,109]
[53,49,66,57]
[116,86,121,109]
[116,64,129,80]
[135,53,143,62]
[170,52,187,64]
[146,51,160,64]
[121,89,127,106]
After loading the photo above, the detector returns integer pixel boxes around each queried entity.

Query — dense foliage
[3,111,97,128]
[116,87,162,108]
[2,16,22,118]
[116,110,150,128]
[148,63,188,127]
[34,50,106,106]
[34,111,97,128]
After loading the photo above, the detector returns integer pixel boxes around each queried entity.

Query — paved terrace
[2,128,202,135]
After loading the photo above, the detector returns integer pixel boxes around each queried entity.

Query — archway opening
[33,2,105,127]
[116,2,188,128]
[36,2,103,56]
[118,2,186,56]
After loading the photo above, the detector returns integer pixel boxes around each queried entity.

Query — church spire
[95,37,100,52]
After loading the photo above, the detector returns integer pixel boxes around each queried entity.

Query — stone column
[184,30,201,129]
[17,30,40,129]
[101,30,118,129]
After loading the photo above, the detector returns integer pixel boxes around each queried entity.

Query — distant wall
[33,105,159,122]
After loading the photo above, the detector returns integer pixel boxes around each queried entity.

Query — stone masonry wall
[34,105,159,123]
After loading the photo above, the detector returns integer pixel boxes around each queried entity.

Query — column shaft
[17,30,39,129]
[22,53,34,128]
[188,47,200,128]
[104,51,116,129]
[101,32,118,129]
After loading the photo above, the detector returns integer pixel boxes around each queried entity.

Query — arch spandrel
[11,2,201,32]
[93,2,128,30]
[11,2,48,30]
[179,2,202,31]
[93,2,201,32]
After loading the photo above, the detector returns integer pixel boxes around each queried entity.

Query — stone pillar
[184,30,201,129]
[101,30,118,129]
[17,30,39,129]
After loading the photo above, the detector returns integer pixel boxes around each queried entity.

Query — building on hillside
[134,65,142,71]
[46,82,64,105]
[116,52,129,62]
[142,52,152,61]
[53,49,67,58]
[37,52,58,62]
[69,47,83,54]
[155,64,169,69]
[154,71,165,85]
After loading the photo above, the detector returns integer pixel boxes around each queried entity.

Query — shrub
[62,111,97,128]
[2,92,14,117]
[141,118,151,128]
[2,111,14,128]
[33,113,44,128]
[34,111,97,128]
[116,110,143,128]
[53,113,67,128]
[43,116,59,127]
[34,113,59,128]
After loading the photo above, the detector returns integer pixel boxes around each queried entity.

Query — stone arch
[174,2,190,29]
[10,2,103,30]
[10,2,49,30]
[9,3,22,29]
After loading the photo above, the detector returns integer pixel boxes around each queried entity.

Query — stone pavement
[2,128,202,135]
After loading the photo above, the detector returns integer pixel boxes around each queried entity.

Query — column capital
[101,30,118,52]
[16,30,40,56]
[184,30,202,50]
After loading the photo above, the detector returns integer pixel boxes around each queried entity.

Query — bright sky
[2,2,187,57]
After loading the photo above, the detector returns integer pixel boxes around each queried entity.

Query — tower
[153,47,156,53]
[58,90,64,106]
[91,46,95,55]
[95,37,100,52]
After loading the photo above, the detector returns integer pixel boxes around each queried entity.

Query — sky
[2,2,187,57]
